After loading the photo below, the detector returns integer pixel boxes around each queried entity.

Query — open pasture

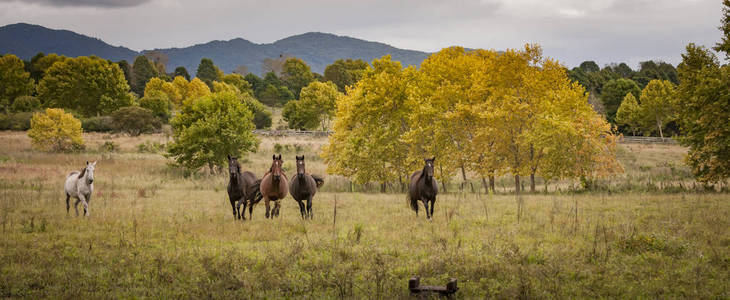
[0,131,728,298]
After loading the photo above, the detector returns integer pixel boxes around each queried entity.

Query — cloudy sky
[0,0,723,68]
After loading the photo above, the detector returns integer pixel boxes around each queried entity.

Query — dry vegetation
[0,131,728,298]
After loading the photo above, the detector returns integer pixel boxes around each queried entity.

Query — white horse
[65,161,96,217]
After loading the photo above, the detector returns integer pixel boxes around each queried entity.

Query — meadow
[0,131,728,298]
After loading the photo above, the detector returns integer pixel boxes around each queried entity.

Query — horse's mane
[77,167,86,179]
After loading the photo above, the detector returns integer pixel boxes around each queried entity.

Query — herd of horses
[63,156,440,220]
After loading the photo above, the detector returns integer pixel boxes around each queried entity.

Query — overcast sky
[0,0,723,68]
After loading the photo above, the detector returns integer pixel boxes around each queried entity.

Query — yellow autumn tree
[321,56,419,192]
[28,108,84,152]
[185,78,211,104]
[172,76,190,102]
[144,77,181,107]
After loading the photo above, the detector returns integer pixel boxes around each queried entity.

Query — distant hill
[0,23,138,62]
[0,23,431,75]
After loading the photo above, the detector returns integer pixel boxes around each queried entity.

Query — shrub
[11,96,40,112]
[137,141,166,153]
[82,116,114,132]
[27,108,84,152]
[111,106,162,136]
[99,141,118,152]
[0,112,33,130]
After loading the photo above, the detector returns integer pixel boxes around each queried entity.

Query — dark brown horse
[260,154,288,218]
[227,155,262,220]
[408,157,438,219]
[289,155,325,219]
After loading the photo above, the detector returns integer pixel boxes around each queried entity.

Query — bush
[111,106,162,136]
[27,108,84,152]
[240,93,272,129]
[11,96,40,112]
[99,141,118,152]
[82,116,114,132]
[0,112,33,130]
[137,141,166,153]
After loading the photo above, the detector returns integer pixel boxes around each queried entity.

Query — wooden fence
[253,130,332,137]
[619,136,678,144]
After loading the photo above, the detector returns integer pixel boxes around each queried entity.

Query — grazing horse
[227,155,263,220]
[65,161,96,217]
[260,154,288,218]
[289,155,325,219]
[408,157,438,219]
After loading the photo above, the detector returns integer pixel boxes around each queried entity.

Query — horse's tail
[250,179,263,205]
[407,193,418,213]
[312,174,325,189]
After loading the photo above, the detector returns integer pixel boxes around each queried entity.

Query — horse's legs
[297,199,305,219]
[265,197,271,219]
[274,201,281,217]
[431,199,436,218]
[240,199,248,220]
[74,198,80,216]
[79,194,89,217]
[423,200,430,220]
[249,202,254,220]
[306,196,313,219]
[231,198,238,219]
[65,194,70,214]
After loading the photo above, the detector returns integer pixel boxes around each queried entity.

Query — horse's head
[227,155,240,178]
[423,157,435,180]
[85,161,96,185]
[295,155,306,176]
[271,154,283,181]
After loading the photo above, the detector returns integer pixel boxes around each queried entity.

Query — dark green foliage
[195,58,221,89]
[714,0,730,59]
[239,93,272,129]
[324,59,369,92]
[81,116,114,132]
[631,61,678,88]
[28,52,45,81]
[579,61,600,73]
[282,100,318,130]
[117,60,132,88]
[0,54,35,111]
[111,106,161,136]
[281,57,314,99]
[676,43,730,183]
[244,73,265,96]
[600,78,641,123]
[0,112,33,130]
[132,56,158,96]
[10,96,40,112]
[174,66,190,81]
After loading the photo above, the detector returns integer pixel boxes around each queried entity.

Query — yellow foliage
[144,77,181,107]
[185,78,211,105]
[27,108,84,152]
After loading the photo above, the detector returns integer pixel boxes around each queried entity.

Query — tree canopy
[0,54,35,111]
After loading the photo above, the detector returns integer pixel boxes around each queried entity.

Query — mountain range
[0,23,431,75]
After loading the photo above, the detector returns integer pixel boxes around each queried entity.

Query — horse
[289,155,325,219]
[65,161,96,217]
[227,155,263,220]
[260,154,288,218]
[407,157,438,219]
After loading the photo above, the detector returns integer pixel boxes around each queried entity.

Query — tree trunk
[380,182,386,193]
[657,119,664,139]
[530,173,536,193]
[439,165,447,193]
[481,176,488,194]
[460,165,468,191]
[514,174,520,195]
[489,175,495,194]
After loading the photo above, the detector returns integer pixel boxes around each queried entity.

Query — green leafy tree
[111,106,161,136]
[239,92,272,129]
[324,59,369,92]
[222,73,253,95]
[600,78,641,123]
[676,43,730,183]
[281,57,314,99]
[615,93,642,135]
[28,108,84,152]
[716,0,730,59]
[174,66,190,81]
[131,55,158,95]
[0,54,35,112]
[38,56,133,117]
[244,73,265,97]
[195,58,222,89]
[167,91,259,172]
[144,77,181,107]
[117,60,132,87]
[283,81,340,130]
[139,90,171,120]
[579,61,600,73]
[638,80,675,138]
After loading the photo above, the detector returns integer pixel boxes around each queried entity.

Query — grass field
[0,131,728,298]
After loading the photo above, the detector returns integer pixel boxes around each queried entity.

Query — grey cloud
[0,0,151,8]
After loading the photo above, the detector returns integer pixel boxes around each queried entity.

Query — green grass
[0,131,728,298]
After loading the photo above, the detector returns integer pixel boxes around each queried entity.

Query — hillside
[0,23,138,62]
[0,23,430,75]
